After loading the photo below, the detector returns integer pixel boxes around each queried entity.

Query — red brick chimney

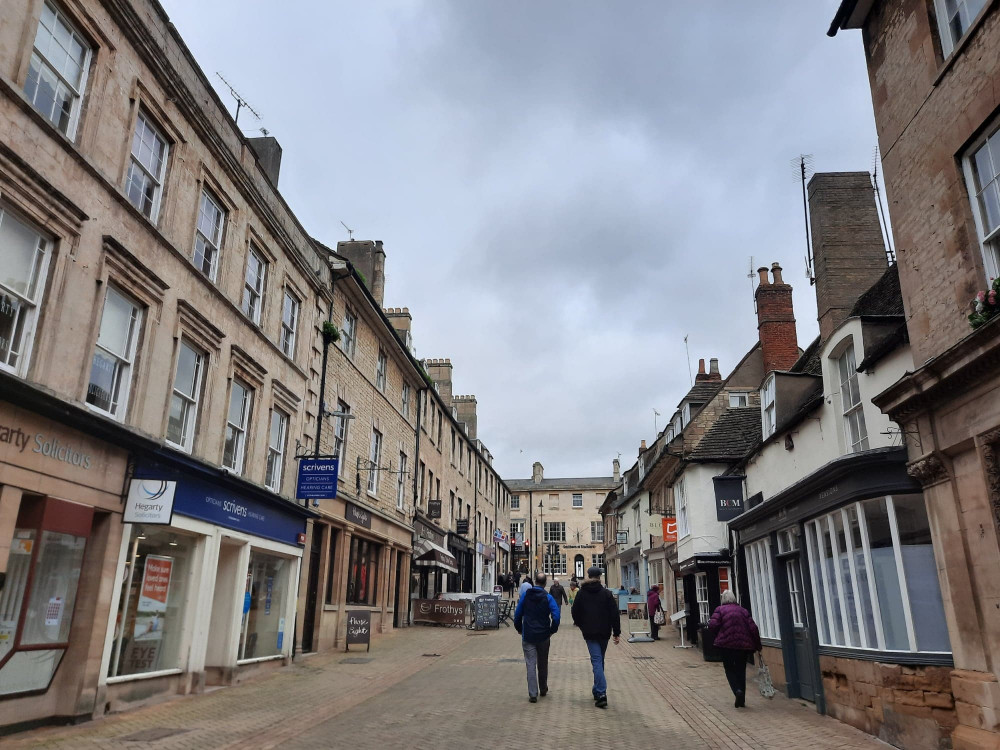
[756,262,799,373]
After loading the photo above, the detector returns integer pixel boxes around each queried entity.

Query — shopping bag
[653,609,665,625]
[756,657,776,699]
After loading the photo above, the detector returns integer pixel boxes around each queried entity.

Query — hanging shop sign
[662,517,677,543]
[647,514,663,534]
[345,502,372,529]
[427,498,442,519]
[456,519,469,536]
[346,610,371,652]
[124,479,176,525]
[295,458,339,500]
[713,475,746,522]
[616,530,629,545]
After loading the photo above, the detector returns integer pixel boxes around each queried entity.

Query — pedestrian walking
[514,573,560,703]
[571,566,621,708]
[549,578,567,606]
[506,572,516,598]
[567,580,578,606]
[518,575,533,601]
[706,589,762,708]
[646,584,664,641]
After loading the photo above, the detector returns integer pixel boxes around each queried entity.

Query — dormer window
[761,375,776,438]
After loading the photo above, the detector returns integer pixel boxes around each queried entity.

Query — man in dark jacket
[514,572,560,702]
[571,566,620,708]
[549,578,567,606]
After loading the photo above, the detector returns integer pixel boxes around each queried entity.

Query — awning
[413,538,458,574]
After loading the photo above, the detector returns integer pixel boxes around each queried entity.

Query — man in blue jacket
[514,572,560,702]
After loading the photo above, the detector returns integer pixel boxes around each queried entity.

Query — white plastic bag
[756,658,776,699]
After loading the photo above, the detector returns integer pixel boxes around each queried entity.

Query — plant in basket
[969,277,1000,329]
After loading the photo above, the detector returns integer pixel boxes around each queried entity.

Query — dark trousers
[719,647,750,696]
[650,621,660,640]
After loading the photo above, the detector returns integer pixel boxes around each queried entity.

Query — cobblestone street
[7,617,888,750]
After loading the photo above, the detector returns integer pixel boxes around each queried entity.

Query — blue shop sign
[133,464,307,545]
[295,458,339,500]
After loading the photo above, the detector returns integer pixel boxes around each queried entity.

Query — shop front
[0,398,129,730]
[476,541,494,593]
[298,498,413,652]
[447,532,472,593]
[678,553,732,659]
[411,513,455,604]
[98,457,311,712]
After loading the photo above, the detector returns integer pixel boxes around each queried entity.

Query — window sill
[933,0,998,87]
[237,654,285,666]
[106,667,183,685]
[817,645,953,666]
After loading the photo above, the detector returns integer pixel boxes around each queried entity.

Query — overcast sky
[162,0,877,481]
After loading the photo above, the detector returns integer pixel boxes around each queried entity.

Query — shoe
[735,690,745,708]
[539,689,547,697]
[595,694,608,708]
[529,696,537,703]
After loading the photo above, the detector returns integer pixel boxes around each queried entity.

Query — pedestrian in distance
[571,566,621,709]
[549,578,567,606]
[706,589,762,708]
[518,575,533,601]
[647,584,664,641]
[567,580,578,606]
[514,572,560,703]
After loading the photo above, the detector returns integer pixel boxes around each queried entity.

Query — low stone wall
[819,656,955,750]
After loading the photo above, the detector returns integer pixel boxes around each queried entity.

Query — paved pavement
[7,614,889,750]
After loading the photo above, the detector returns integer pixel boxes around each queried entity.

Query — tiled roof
[682,380,723,404]
[506,477,616,491]
[850,264,903,318]
[789,336,822,376]
[689,407,763,462]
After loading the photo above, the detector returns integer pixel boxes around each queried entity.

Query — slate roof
[789,335,822,376]
[506,477,616,491]
[850,264,904,318]
[682,380,723,404]
[688,407,763,462]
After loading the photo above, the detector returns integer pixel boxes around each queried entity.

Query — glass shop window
[0,496,92,696]
[346,536,382,606]
[107,526,194,678]
[239,551,290,660]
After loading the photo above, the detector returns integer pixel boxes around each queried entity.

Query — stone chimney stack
[755,262,799,373]
[337,240,387,306]
[424,358,454,408]
[532,462,544,484]
[695,357,722,383]
[248,137,282,187]
[808,172,889,341]
[640,440,647,451]
[384,307,413,351]
[613,458,620,483]
[454,395,478,440]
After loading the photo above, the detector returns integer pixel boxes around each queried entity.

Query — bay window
[804,495,949,654]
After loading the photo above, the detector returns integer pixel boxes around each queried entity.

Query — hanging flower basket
[322,321,341,345]
[968,277,1000,329]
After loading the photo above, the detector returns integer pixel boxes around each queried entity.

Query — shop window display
[346,537,381,606]
[239,551,290,660]
[108,526,193,677]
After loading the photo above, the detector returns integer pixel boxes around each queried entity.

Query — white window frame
[341,307,357,358]
[543,521,566,543]
[543,553,567,575]
[591,553,605,569]
[511,495,520,510]
[396,451,407,510]
[332,399,350,467]
[729,392,750,408]
[86,286,141,420]
[572,493,583,508]
[745,537,780,639]
[0,207,50,376]
[761,375,776,438]
[786,559,806,628]
[367,428,383,494]
[591,521,604,543]
[962,119,1000,282]
[280,288,299,357]
[24,1,91,139]
[401,383,411,419]
[376,348,387,391]
[696,573,710,623]
[223,380,252,474]
[933,0,988,57]
[676,477,690,539]
[165,340,203,452]
[241,245,266,324]
[125,110,168,222]
[193,189,225,281]
[838,345,869,453]
[265,408,288,492]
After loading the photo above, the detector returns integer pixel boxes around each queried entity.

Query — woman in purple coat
[706,589,762,708]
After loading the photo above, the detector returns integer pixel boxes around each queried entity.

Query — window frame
[0,206,51,376]
[761,375,776,438]
[192,188,226,281]
[961,118,1000,282]
[86,285,142,420]
[543,521,566,543]
[401,383,411,419]
[396,451,407,510]
[165,340,204,452]
[241,244,267,325]
[24,0,92,139]
[511,495,520,511]
[932,0,988,57]
[222,379,253,474]
[838,344,869,453]
[572,493,583,508]
[745,537,780,639]
[341,307,358,358]
[375,348,387,391]
[676,477,690,539]
[280,288,299,358]
[695,572,710,623]
[265,407,288,492]
[124,110,169,223]
[367,428,383,495]
[590,521,604,543]
[729,392,750,408]
[332,399,350,467]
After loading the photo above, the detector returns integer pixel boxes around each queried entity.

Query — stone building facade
[831,3,1000,748]
[506,462,615,581]
[0,0,329,728]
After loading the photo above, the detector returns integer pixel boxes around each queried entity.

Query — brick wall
[755,264,800,372]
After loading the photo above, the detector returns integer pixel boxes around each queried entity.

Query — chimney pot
[709,358,719,375]
[771,263,784,285]
[698,358,706,374]
[757,267,769,285]
[640,440,647,451]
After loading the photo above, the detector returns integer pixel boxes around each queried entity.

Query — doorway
[393,552,403,627]
[205,540,242,680]
[574,555,585,579]
[785,556,817,701]
[301,526,323,653]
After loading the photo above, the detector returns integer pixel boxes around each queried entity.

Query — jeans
[719,647,750,697]
[586,639,609,697]
[522,638,550,697]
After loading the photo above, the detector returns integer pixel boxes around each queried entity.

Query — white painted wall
[676,463,730,564]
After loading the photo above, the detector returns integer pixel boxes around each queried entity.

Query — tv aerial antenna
[792,154,815,285]
[340,221,355,240]
[872,146,895,264]
[748,255,757,313]
[216,72,261,126]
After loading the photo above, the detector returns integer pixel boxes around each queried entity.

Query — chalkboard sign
[346,610,371,652]
[474,594,500,630]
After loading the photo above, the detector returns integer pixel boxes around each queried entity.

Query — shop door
[786,557,816,702]
[301,527,323,652]
[574,555,585,579]
[392,552,403,627]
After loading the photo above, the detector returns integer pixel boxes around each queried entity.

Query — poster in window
[133,555,172,641]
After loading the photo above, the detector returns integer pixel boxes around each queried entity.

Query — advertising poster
[134,555,173,640]
[627,601,650,636]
